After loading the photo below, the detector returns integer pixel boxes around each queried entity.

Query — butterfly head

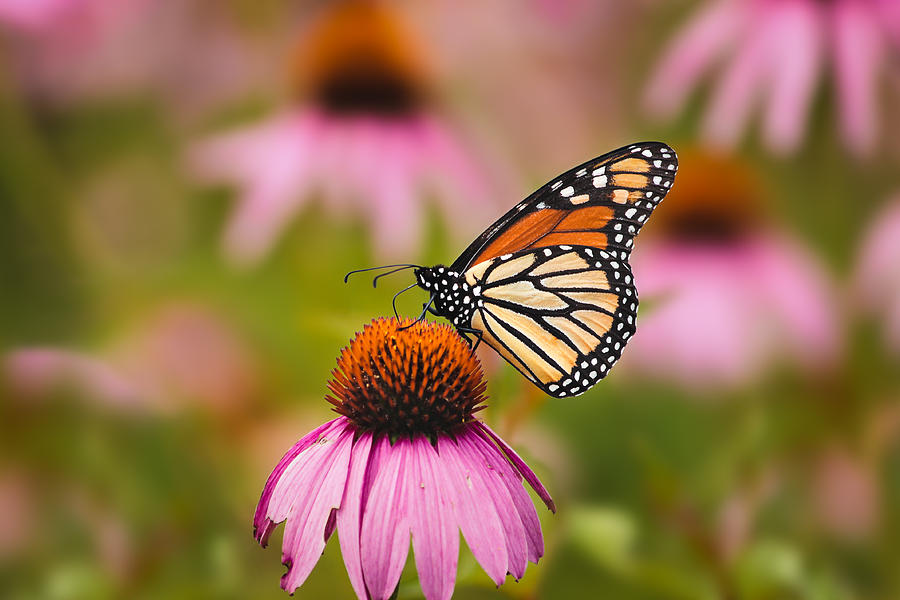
[414,265,474,326]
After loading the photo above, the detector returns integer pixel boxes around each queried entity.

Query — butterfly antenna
[372,265,419,288]
[391,283,418,320]
[343,263,423,284]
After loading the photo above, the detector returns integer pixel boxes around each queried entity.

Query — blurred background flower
[854,193,900,353]
[190,0,501,264]
[622,149,841,390]
[1,0,899,598]
[644,0,900,156]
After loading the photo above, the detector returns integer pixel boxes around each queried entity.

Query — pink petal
[833,0,884,156]
[763,0,823,154]
[643,0,744,118]
[436,435,508,586]
[855,198,900,308]
[465,426,544,564]
[278,425,355,593]
[475,423,556,513]
[253,417,343,546]
[408,437,459,600]
[750,236,840,369]
[456,429,529,579]
[220,114,320,265]
[416,115,498,238]
[336,432,374,600]
[367,125,423,259]
[703,5,778,149]
[360,436,411,600]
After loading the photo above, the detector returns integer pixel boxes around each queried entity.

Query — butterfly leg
[455,326,483,352]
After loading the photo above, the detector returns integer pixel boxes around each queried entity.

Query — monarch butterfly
[349,142,678,397]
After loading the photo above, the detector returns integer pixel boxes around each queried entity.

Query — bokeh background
[2,0,900,598]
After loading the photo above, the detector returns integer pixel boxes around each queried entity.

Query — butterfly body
[413,142,678,398]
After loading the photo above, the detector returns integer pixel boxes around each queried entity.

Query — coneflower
[254,318,555,599]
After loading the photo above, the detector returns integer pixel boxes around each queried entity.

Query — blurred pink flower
[620,151,840,390]
[191,108,495,264]
[855,195,900,353]
[644,0,900,155]
[4,303,259,415]
[189,1,498,265]
[627,236,839,389]
[0,0,256,114]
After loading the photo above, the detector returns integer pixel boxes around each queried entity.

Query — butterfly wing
[456,142,678,397]
[451,142,678,272]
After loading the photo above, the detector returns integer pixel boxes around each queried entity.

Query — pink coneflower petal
[253,418,342,546]
[409,437,459,600]
[644,0,744,118]
[468,429,544,563]
[457,430,528,580]
[702,6,775,149]
[279,426,355,593]
[763,0,823,154]
[437,434,508,586]
[360,436,411,599]
[477,422,557,513]
[335,432,374,600]
[368,126,423,259]
[751,236,840,369]
[418,114,495,237]
[833,0,883,156]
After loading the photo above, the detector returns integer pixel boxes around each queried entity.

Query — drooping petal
[367,124,423,260]
[336,432,374,600]
[702,4,778,149]
[643,0,744,118]
[220,113,321,265]
[408,437,459,600]
[436,435,508,586]
[832,0,883,156]
[417,115,498,238]
[475,422,556,513]
[456,429,528,580]
[463,425,544,564]
[360,436,411,600]
[763,0,823,154]
[253,417,343,546]
[279,425,355,593]
[750,236,840,370]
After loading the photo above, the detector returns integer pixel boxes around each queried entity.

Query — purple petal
[455,429,529,580]
[253,417,344,546]
[436,435,508,586]
[360,436,411,600]
[279,425,356,593]
[408,438,459,600]
[763,1,823,153]
[702,5,776,149]
[833,0,883,156]
[336,432,374,600]
[367,125,423,260]
[463,426,544,565]
[220,112,321,265]
[475,422,556,513]
[643,0,744,118]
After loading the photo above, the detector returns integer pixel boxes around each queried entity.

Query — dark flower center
[644,150,765,244]
[293,0,427,116]
[327,318,487,439]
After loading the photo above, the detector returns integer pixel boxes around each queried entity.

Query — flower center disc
[327,318,487,438]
